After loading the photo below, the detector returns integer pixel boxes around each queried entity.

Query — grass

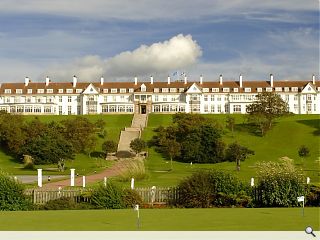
[0,208,318,230]
[138,114,320,187]
[0,114,132,176]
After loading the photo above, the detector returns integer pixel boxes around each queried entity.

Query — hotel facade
[0,74,319,115]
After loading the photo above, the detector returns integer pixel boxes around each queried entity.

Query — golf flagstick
[134,204,140,230]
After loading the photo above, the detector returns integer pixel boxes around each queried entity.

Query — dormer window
[141,84,146,92]
[291,87,298,92]
[257,88,262,92]
[58,89,64,93]
[233,88,238,92]
[223,88,230,92]
[244,88,251,93]
[37,89,44,94]
[284,87,289,92]
[120,88,126,93]
[128,88,134,93]
[154,88,159,93]
[170,88,177,93]
[266,87,272,92]
[275,87,282,92]
[66,89,73,93]
[47,89,53,94]
[203,88,209,93]
[111,88,117,93]
[212,88,219,92]
[179,88,185,93]
[103,89,108,93]
[4,89,11,94]
[16,89,22,94]
[76,89,82,93]
[162,88,168,93]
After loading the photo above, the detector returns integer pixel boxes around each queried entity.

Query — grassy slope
[0,208,318,230]
[140,114,320,187]
[0,115,132,176]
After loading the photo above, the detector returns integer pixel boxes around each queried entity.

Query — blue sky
[0,0,318,83]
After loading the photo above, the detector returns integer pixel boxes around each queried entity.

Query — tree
[102,140,117,157]
[246,92,289,136]
[226,115,235,135]
[130,138,146,154]
[298,145,310,158]
[162,139,181,170]
[225,143,254,171]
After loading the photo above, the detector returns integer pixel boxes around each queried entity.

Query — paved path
[41,159,130,189]
[117,114,148,152]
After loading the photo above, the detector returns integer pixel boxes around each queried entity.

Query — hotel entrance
[140,105,147,114]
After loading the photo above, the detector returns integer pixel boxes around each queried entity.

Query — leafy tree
[246,92,289,136]
[225,143,254,171]
[130,138,146,154]
[226,115,235,135]
[102,140,117,157]
[162,139,181,170]
[298,145,310,158]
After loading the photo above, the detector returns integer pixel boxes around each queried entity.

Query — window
[204,95,208,101]
[153,105,160,112]
[44,107,51,113]
[59,106,62,115]
[27,89,32,94]
[223,88,230,92]
[294,95,298,101]
[217,105,221,113]
[232,95,240,101]
[120,96,125,101]
[217,96,221,101]
[141,85,146,92]
[37,89,44,94]
[211,95,215,101]
[34,107,41,113]
[163,96,167,102]
[103,89,108,93]
[233,105,241,113]
[128,88,134,93]
[211,105,215,113]
[233,88,238,92]
[25,106,33,113]
[68,106,72,115]
[294,104,299,112]
[16,89,22,94]
[154,95,159,102]
[170,88,177,93]
[77,96,81,102]
[204,104,208,112]
[291,87,298,92]
[58,89,64,93]
[203,88,209,93]
[66,89,73,93]
[76,89,82,93]
[212,88,219,92]
[47,89,53,93]
[275,87,282,92]
[257,88,262,92]
[307,94,312,101]
[112,96,116,102]
[68,96,72,102]
[120,88,126,93]
[162,88,168,93]
[154,88,159,93]
[17,106,24,113]
[36,97,42,103]
[244,88,251,93]
[284,87,289,92]
[266,87,272,92]
[111,88,117,93]
[4,89,11,94]
[179,88,185,93]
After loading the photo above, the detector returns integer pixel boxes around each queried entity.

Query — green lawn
[0,114,132,176]
[138,114,320,187]
[0,208,318,230]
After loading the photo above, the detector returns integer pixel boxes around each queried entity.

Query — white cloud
[43,34,202,81]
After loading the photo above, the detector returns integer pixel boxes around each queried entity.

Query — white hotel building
[0,74,319,115]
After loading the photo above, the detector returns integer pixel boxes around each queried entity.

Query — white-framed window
[233,88,238,92]
[37,89,44,94]
[204,104,208,112]
[203,88,209,93]
[170,88,177,93]
[284,87,289,92]
[204,95,208,101]
[16,89,22,94]
[291,87,298,92]
[141,85,146,92]
[103,89,108,93]
[34,106,41,113]
[68,96,72,102]
[266,87,272,92]
[154,95,159,102]
[275,87,282,92]
[111,88,117,93]
[163,96,167,102]
[47,89,53,93]
[244,88,251,93]
[257,88,262,92]
[25,106,33,113]
[68,106,72,114]
[211,105,215,112]
[217,96,221,101]
[162,88,168,93]
[294,95,298,101]
[112,96,116,102]
[154,88,159,93]
[223,88,230,92]
[76,89,82,93]
[211,95,215,101]
[232,95,240,101]
[128,88,134,93]
[179,88,185,93]
[217,105,221,113]
[212,88,219,92]
[120,95,125,102]
[58,89,64,93]
[27,89,32,94]
[120,88,126,93]
[233,105,241,113]
[4,89,11,94]
[66,89,73,93]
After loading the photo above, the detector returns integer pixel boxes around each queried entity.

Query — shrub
[305,185,320,207]
[42,197,94,210]
[177,170,245,208]
[0,172,33,210]
[256,160,305,207]
[91,182,125,209]
[116,151,135,158]
[117,159,148,182]
[122,189,144,208]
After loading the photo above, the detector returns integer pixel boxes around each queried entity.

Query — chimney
[100,76,104,85]
[167,75,171,85]
[134,76,137,85]
[45,76,50,86]
[239,74,243,88]
[150,75,154,84]
[25,77,30,86]
[312,74,316,85]
[270,74,274,87]
[200,75,203,85]
[184,75,187,84]
[219,74,223,85]
[73,75,77,88]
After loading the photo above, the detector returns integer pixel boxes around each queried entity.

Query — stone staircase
[117,114,148,153]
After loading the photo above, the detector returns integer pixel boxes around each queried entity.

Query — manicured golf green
[0,208,318,231]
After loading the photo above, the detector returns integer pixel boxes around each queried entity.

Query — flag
[134,204,139,211]
[297,196,304,202]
